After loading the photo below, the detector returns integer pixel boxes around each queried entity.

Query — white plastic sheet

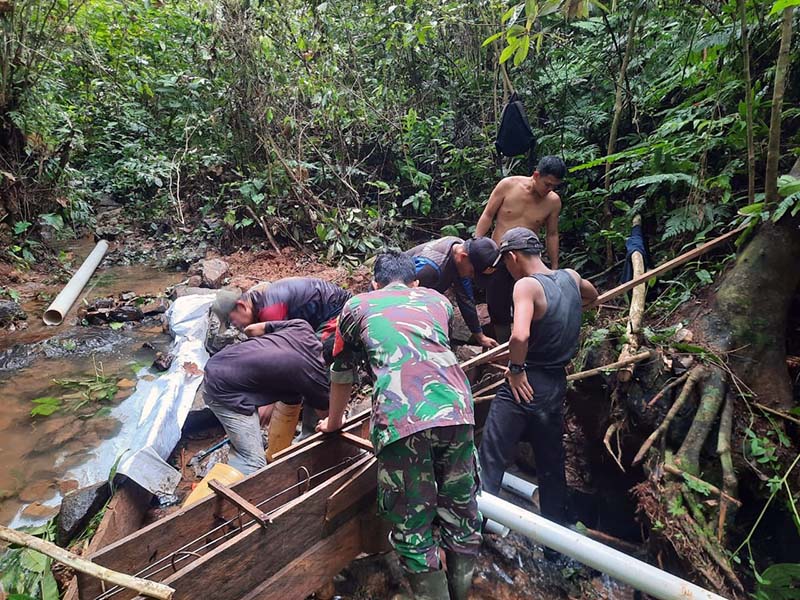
[11,294,214,527]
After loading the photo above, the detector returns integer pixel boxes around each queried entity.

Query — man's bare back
[475,174,562,268]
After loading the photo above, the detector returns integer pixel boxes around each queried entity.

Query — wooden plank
[339,431,375,453]
[79,437,363,599]
[208,480,270,528]
[270,410,370,462]
[64,481,151,600]
[325,458,377,523]
[160,454,376,600]
[240,517,363,600]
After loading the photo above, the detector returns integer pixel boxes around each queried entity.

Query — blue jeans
[206,396,266,475]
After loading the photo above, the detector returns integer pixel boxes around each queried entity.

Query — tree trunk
[739,0,755,203]
[700,158,800,411]
[603,5,640,267]
[764,7,794,206]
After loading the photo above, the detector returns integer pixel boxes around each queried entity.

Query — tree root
[603,420,626,472]
[676,365,726,475]
[634,479,744,596]
[716,392,738,544]
[633,365,705,465]
[647,371,689,407]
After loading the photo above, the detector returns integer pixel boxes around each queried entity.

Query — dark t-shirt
[245,277,351,332]
[203,320,330,414]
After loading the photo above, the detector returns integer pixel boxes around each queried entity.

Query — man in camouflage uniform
[317,250,481,600]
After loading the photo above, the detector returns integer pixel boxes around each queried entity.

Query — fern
[610,172,698,194]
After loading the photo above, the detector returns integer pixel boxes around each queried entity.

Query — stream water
[0,264,181,526]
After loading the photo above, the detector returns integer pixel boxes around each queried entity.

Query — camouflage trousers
[376,424,482,574]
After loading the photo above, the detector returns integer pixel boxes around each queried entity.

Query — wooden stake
[0,525,175,600]
[617,218,646,383]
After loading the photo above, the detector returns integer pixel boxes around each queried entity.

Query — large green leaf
[769,0,800,16]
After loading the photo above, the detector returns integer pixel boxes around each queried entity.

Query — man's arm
[545,195,561,269]
[565,269,599,307]
[507,278,539,403]
[316,381,352,432]
[317,303,360,433]
[474,180,508,238]
[454,277,498,348]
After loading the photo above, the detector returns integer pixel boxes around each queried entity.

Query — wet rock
[57,482,111,545]
[0,299,26,326]
[152,351,174,372]
[0,329,132,371]
[110,305,143,322]
[18,480,56,503]
[51,419,84,446]
[142,298,170,316]
[187,275,203,287]
[87,416,122,440]
[190,258,230,289]
[117,378,136,389]
[170,286,217,300]
[58,479,80,494]
[449,306,473,344]
[22,502,59,520]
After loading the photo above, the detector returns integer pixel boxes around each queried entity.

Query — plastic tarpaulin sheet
[11,294,213,527]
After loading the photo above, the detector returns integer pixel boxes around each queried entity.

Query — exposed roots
[675,365,727,475]
[633,478,744,596]
[632,365,705,466]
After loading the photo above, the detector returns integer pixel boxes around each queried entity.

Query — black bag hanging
[495,92,536,160]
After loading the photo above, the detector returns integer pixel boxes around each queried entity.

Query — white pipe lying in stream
[43,240,109,326]
[501,472,538,501]
[478,492,728,600]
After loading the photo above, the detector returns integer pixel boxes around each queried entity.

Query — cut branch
[0,525,175,600]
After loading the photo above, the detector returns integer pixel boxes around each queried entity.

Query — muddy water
[0,259,181,525]
[2,263,183,352]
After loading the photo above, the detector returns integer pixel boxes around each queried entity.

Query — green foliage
[0,520,59,600]
[754,563,800,600]
[30,357,120,418]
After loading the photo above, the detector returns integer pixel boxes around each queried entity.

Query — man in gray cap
[405,236,500,349]
[478,227,597,534]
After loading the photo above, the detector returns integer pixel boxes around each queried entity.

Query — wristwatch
[508,362,525,375]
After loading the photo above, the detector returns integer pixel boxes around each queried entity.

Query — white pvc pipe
[43,240,109,326]
[478,492,728,600]
[501,472,538,501]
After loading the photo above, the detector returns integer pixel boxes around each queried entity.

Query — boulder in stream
[188,258,230,288]
[57,481,111,546]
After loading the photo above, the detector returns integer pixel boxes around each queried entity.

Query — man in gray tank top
[478,227,598,531]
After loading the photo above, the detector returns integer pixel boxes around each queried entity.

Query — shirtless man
[474,155,566,341]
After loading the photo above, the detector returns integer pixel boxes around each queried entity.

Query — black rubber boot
[445,551,475,600]
[407,569,450,600]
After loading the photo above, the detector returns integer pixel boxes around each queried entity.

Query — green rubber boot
[445,551,476,600]
[407,569,450,600]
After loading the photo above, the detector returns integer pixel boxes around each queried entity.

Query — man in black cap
[405,236,500,349]
[478,227,597,530]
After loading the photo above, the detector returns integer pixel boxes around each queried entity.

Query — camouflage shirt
[330,283,474,453]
